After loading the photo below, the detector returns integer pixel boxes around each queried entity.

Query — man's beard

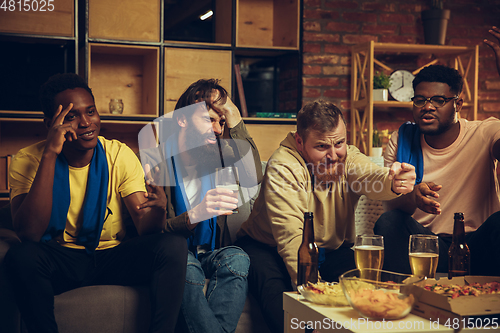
[419,123,450,136]
[416,112,456,136]
[303,152,347,184]
[184,124,225,172]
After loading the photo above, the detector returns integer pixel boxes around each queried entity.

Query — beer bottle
[297,212,319,286]
[448,212,471,278]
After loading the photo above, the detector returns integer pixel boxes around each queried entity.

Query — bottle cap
[454,212,464,219]
[304,212,313,219]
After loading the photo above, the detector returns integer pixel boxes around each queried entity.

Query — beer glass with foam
[409,234,439,278]
[354,235,384,272]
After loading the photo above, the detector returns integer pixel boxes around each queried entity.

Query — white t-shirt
[183,164,201,208]
[182,164,211,254]
[385,118,500,235]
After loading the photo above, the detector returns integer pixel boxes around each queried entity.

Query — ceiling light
[200,10,213,20]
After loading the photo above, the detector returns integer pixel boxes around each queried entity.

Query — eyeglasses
[411,95,459,108]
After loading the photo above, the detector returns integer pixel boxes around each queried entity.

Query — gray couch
[0,162,272,333]
[0,159,383,333]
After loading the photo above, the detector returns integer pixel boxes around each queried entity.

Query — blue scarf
[164,135,217,257]
[396,122,423,185]
[42,139,109,253]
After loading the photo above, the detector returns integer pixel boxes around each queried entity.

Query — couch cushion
[235,293,272,333]
[354,195,384,236]
[54,285,150,333]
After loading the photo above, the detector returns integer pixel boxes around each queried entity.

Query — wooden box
[89,0,160,42]
[89,43,159,118]
[164,0,232,45]
[164,47,232,113]
[0,0,74,36]
[236,0,299,49]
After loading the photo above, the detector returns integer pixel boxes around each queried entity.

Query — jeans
[178,246,250,333]
[4,233,187,333]
[374,209,500,276]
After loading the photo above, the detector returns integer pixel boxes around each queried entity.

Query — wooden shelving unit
[0,0,303,202]
[351,41,479,156]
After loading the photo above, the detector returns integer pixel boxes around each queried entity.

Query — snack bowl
[339,268,424,320]
[298,282,350,306]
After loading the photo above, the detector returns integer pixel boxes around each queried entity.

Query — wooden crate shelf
[164,47,232,114]
[0,0,74,37]
[236,0,299,50]
[89,43,159,118]
[88,0,160,42]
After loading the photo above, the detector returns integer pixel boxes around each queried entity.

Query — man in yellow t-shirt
[5,73,187,333]
[375,27,500,277]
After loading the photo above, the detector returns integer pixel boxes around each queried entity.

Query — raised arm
[211,95,263,185]
[381,132,441,215]
[11,103,77,241]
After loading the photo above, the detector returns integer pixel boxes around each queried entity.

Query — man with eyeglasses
[374,27,500,277]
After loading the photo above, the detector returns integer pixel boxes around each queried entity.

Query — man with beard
[375,27,500,277]
[139,79,262,333]
[235,99,416,333]
[4,73,187,333]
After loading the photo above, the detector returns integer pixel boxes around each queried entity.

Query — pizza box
[402,276,500,324]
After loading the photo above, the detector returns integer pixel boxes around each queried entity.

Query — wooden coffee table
[283,292,483,332]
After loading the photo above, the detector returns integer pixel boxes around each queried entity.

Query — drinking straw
[217,136,225,168]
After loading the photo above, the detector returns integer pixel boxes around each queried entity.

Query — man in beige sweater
[374,27,500,277]
[235,100,416,332]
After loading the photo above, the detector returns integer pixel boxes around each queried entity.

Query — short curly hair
[39,73,94,119]
[412,65,464,96]
[296,99,346,142]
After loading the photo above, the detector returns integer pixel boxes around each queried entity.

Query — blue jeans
[179,246,250,333]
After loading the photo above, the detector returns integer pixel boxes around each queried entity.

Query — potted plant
[373,71,391,102]
[371,130,383,157]
[421,0,450,45]
[371,129,389,158]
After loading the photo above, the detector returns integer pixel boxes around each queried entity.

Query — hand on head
[484,26,500,76]
[388,162,416,194]
[44,103,77,156]
[209,92,242,128]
